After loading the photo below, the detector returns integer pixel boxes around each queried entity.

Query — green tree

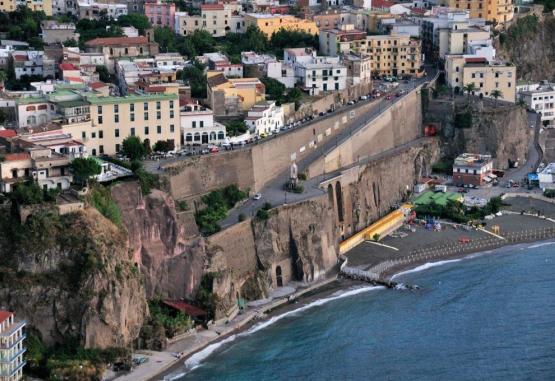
[177,61,207,98]
[269,29,319,57]
[10,181,43,205]
[122,135,147,161]
[0,70,7,90]
[154,26,176,52]
[71,157,102,186]
[95,65,111,83]
[491,89,503,107]
[63,39,79,47]
[261,77,286,104]
[152,140,175,152]
[463,83,476,100]
[117,14,151,34]
[224,120,248,137]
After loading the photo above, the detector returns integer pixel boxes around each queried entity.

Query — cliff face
[0,208,147,348]
[111,182,206,299]
[497,16,555,81]
[451,103,530,169]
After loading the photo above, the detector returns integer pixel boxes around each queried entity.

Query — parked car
[209,147,220,153]
[347,100,355,105]
[253,193,262,200]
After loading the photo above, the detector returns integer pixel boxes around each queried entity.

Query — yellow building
[445,55,516,102]
[244,13,318,39]
[60,93,180,156]
[207,71,265,116]
[0,0,52,15]
[439,0,514,24]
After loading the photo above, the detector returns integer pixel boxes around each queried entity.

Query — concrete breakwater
[376,226,555,279]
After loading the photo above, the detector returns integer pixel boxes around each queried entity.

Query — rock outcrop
[0,208,147,348]
[111,182,206,299]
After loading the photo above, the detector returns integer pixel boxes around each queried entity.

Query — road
[221,68,439,227]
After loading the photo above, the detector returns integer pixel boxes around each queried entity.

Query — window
[97,115,103,124]
[116,143,120,152]
[114,104,119,113]
[131,127,135,136]
[114,114,119,123]
[170,124,175,133]
[186,133,192,142]
[130,113,135,121]
[170,110,174,118]
[82,131,86,139]
[157,125,162,134]
[200,121,204,128]
[99,130,103,139]
[192,121,196,128]
[144,112,149,120]
[144,102,148,110]
[144,126,149,134]
[156,101,161,110]
[169,100,174,109]
[157,111,161,120]
[99,145,104,154]
[98,105,102,114]
[130,103,135,112]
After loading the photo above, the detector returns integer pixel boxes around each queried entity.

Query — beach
[121,196,555,381]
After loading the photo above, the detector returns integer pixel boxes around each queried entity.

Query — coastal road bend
[220,69,439,227]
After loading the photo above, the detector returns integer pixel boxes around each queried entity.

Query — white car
[253,193,262,200]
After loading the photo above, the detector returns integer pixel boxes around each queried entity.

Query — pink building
[144,0,176,30]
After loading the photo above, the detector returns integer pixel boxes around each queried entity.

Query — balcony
[0,360,26,377]
[32,154,71,169]
[0,347,26,364]
[0,334,26,351]
[0,321,25,339]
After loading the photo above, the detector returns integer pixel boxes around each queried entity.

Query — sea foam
[391,259,462,280]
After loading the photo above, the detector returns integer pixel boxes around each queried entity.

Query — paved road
[221,69,439,227]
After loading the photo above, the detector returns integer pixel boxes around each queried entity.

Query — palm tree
[0,70,7,91]
[463,83,476,101]
[491,89,503,107]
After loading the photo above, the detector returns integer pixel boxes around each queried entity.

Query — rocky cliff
[497,15,555,81]
[111,182,205,299]
[0,207,147,349]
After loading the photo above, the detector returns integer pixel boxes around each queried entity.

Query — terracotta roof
[179,97,195,106]
[85,36,148,47]
[89,81,108,89]
[4,152,30,161]
[207,73,228,88]
[13,54,27,62]
[0,311,12,324]
[65,77,84,83]
[411,7,428,15]
[201,3,224,10]
[465,57,487,63]
[59,63,78,70]
[372,0,394,8]
[163,300,207,318]
[0,129,16,138]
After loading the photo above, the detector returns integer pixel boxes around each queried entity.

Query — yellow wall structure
[244,14,318,39]
[440,0,513,24]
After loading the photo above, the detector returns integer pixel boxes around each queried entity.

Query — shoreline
[146,232,555,381]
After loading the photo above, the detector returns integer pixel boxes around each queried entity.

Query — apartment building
[445,55,515,102]
[0,130,83,192]
[517,82,555,126]
[180,99,226,145]
[438,0,513,24]
[41,21,80,45]
[84,36,159,72]
[241,51,295,88]
[78,0,128,20]
[144,0,176,30]
[207,72,265,116]
[10,51,55,80]
[343,53,372,85]
[244,13,318,39]
[0,0,52,15]
[52,0,78,15]
[201,52,243,78]
[174,3,244,38]
[0,311,26,381]
[245,101,284,136]
[318,26,369,57]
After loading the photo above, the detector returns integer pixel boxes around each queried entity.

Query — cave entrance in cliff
[276,266,283,287]
[335,182,344,222]
[327,184,334,209]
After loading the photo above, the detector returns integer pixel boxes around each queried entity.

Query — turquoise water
[176,242,555,381]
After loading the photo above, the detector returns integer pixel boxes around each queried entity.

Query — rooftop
[454,153,492,167]
[86,93,177,105]
[4,152,31,161]
[85,36,148,47]
[0,311,12,325]
[163,300,207,318]
[540,163,555,176]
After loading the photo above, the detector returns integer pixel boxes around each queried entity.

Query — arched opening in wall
[335,181,344,222]
[276,266,283,287]
[372,182,378,206]
[327,184,334,209]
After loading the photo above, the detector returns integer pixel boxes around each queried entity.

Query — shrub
[176,200,189,211]
[238,213,246,222]
[544,189,555,198]
[195,185,247,235]
[71,157,101,185]
[454,112,472,129]
[256,208,269,220]
[90,186,122,226]
[10,181,43,205]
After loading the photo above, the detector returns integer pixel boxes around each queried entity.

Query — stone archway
[276,266,283,287]
[327,184,334,209]
[335,181,344,222]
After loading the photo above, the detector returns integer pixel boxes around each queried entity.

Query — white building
[538,163,555,190]
[154,53,187,71]
[78,0,128,20]
[0,311,26,381]
[241,51,295,88]
[201,52,243,78]
[517,82,555,126]
[121,26,139,37]
[245,101,284,136]
[284,48,347,95]
[180,99,226,145]
[11,51,55,80]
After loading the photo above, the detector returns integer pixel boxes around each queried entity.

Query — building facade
[452,153,493,187]
[244,13,318,39]
[245,101,284,136]
[438,0,513,24]
[180,99,226,145]
[0,311,25,381]
[78,0,128,20]
[174,3,244,37]
[0,0,52,14]
[517,82,555,126]
[207,72,265,116]
[144,0,176,30]
[41,21,80,45]
[445,55,516,102]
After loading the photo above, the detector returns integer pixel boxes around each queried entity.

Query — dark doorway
[327,184,334,208]
[335,182,344,222]
[202,134,209,144]
[276,266,283,287]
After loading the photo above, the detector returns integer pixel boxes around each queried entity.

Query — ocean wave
[181,285,384,373]
[527,241,555,249]
[391,259,462,280]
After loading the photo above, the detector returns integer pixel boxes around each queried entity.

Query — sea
[169,241,555,381]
